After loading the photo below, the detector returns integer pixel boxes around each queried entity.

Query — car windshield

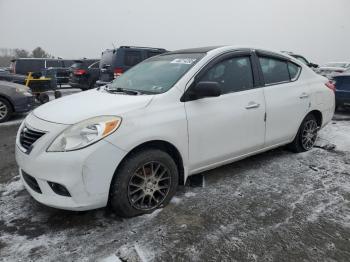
[324,62,350,68]
[107,53,204,94]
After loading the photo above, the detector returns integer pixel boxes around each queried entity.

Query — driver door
[184,52,266,172]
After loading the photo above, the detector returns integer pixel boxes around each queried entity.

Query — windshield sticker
[170,58,197,65]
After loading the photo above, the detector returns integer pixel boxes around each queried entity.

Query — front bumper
[13,95,36,113]
[15,113,127,211]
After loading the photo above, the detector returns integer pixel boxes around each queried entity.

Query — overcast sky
[0,0,349,64]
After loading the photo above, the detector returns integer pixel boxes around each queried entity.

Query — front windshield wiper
[105,86,141,95]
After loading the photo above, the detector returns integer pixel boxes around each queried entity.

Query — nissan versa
[15,46,335,217]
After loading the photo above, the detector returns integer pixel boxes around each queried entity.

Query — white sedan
[15,46,335,217]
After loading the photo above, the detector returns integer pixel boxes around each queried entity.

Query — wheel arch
[113,140,186,186]
[0,94,14,112]
[308,109,323,127]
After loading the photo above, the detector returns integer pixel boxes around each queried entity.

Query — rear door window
[259,57,294,85]
[124,51,142,66]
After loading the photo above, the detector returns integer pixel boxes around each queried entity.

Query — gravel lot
[0,112,350,262]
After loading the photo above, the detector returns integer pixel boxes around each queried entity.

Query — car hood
[33,89,154,125]
[0,80,27,89]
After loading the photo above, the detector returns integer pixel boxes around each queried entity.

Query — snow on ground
[1,114,350,261]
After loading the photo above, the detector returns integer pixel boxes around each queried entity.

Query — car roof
[165,46,223,54]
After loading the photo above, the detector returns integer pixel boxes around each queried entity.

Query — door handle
[299,93,309,99]
[245,102,260,109]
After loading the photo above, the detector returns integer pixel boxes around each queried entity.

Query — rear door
[185,51,266,172]
[256,51,309,146]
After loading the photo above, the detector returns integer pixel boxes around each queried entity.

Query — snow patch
[99,254,122,262]
[184,192,197,197]
[170,197,182,205]
[1,176,24,196]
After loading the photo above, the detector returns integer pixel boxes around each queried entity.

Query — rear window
[70,62,84,69]
[124,51,142,66]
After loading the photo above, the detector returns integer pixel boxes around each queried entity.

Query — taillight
[74,69,86,75]
[325,81,336,92]
[114,68,123,78]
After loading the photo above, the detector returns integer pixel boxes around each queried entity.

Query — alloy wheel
[0,101,8,121]
[301,119,318,150]
[128,161,171,210]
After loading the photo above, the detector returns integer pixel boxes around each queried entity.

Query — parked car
[69,59,100,90]
[333,73,350,109]
[0,68,26,84]
[10,58,74,75]
[281,51,319,68]
[96,46,167,86]
[317,62,350,79]
[0,81,35,122]
[15,46,334,217]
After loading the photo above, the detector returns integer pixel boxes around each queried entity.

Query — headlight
[47,116,122,152]
[16,86,32,96]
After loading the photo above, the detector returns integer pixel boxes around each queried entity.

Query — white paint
[15,47,335,212]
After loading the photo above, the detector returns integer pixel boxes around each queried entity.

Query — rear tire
[109,149,178,217]
[0,98,13,123]
[288,114,318,153]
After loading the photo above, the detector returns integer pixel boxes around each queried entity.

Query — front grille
[19,126,45,152]
[22,171,42,194]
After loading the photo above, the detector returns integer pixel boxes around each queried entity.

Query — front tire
[109,149,178,217]
[0,98,13,123]
[288,114,318,153]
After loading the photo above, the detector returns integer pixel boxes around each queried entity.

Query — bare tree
[13,48,30,58]
[31,47,53,58]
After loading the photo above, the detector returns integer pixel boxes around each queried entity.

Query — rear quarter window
[288,62,301,81]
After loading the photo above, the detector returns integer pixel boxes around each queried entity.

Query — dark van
[97,46,167,86]
[10,58,74,75]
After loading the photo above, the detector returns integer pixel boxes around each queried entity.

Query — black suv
[69,59,100,90]
[96,46,167,86]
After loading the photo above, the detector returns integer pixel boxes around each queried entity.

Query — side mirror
[181,81,221,102]
[193,81,221,99]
